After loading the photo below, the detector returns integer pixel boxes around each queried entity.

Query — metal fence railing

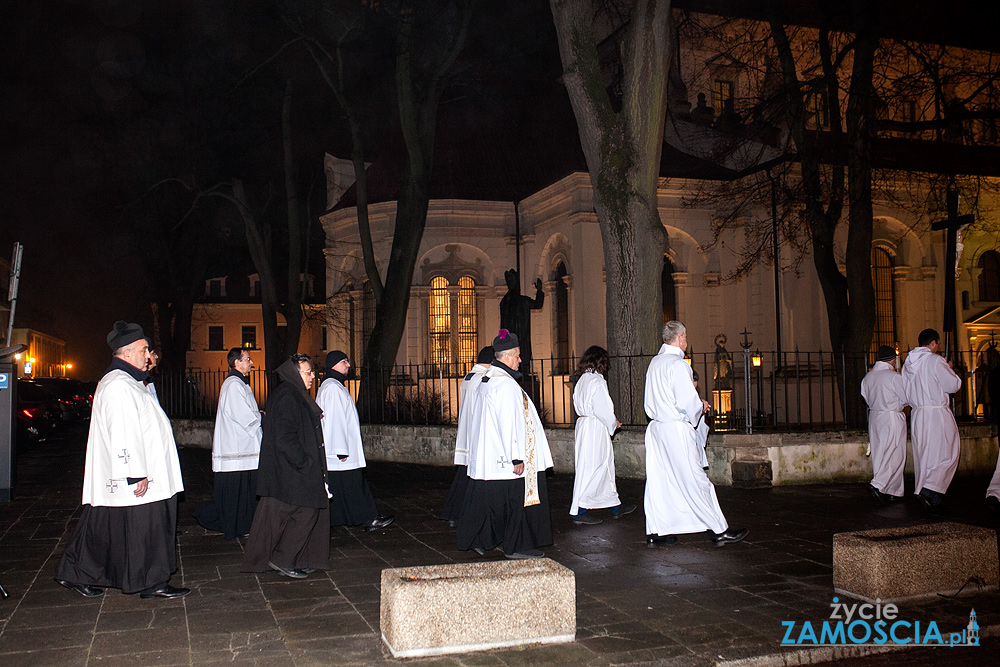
[157,349,994,431]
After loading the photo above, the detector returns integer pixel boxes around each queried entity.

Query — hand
[534,278,542,291]
[615,420,622,430]
[134,479,149,497]
[513,463,525,475]
[702,399,712,414]
[338,454,348,461]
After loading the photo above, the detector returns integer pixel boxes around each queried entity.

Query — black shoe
[299,568,317,574]
[448,520,457,528]
[868,484,888,505]
[611,503,637,519]
[571,512,602,525]
[646,534,678,546]
[987,495,1000,515]
[55,578,104,598]
[139,584,190,599]
[918,489,945,510]
[505,549,544,559]
[710,528,749,547]
[268,561,308,579]
[364,515,395,532]
[238,533,250,539]
[472,547,486,556]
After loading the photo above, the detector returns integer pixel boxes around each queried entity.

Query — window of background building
[870,247,897,358]
[553,263,569,373]
[428,276,451,370]
[208,325,224,351]
[241,325,257,349]
[208,279,223,298]
[979,250,1000,301]
[712,79,733,116]
[806,91,829,128]
[457,276,478,372]
[899,99,916,125]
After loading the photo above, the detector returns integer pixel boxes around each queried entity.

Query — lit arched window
[870,247,897,356]
[428,276,451,369]
[457,276,478,371]
[978,251,1000,302]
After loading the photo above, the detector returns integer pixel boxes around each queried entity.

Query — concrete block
[380,558,576,658]
[833,522,999,603]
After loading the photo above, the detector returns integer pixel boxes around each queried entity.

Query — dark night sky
[3,1,999,380]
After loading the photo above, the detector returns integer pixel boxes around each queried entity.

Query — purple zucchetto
[492,329,519,352]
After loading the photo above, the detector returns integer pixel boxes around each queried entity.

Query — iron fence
[157,349,992,431]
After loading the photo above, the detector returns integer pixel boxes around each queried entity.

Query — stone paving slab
[1,424,999,666]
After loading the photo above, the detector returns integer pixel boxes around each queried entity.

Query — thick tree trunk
[551,0,670,423]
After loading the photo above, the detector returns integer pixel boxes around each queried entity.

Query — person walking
[241,354,330,578]
[644,321,747,547]
[569,345,635,525]
[861,345,908,503]
[55,320,188,599]
[194,347,262,539]
[902,328,962,510]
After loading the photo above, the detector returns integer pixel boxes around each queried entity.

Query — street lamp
[740,329,753,434]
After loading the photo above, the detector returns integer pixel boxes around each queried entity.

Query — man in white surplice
[643,321,748,547]
[457,329,553,559]
[861,345,908,503]
[902,328,962,509]
[194,347,262,539]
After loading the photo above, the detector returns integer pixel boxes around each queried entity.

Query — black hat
[325,350,349,370]
[492,329,519,352]
[107,320,145,351]
[876,345,896,362]
[476,346,495,364]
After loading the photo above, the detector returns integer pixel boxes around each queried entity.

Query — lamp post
[740,329,753,433]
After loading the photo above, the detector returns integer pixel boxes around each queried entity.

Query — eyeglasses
[300,369,316,376]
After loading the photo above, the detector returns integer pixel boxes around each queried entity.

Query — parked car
[29,377,93,421]
[16,379,61,444]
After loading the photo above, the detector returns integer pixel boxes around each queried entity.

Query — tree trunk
[551,0,670,423]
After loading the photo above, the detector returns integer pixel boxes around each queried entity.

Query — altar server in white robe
[569,345,635,525]
[986,458,1000,513]
[195,347,262,539]
[691,370,710,469]
[440,346,494,526]
[457,329,554,559]
[903,328,962,509]
[644,321,748,547]
[861,345,908,502]
[55,321,189,599]
[317,351,394,531]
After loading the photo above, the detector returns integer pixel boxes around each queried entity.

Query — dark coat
[255,380,328,509]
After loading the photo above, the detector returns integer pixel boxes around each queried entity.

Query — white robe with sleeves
[466,366,553,482]
[643,344,728,536]
[212,374,262,472]
[82,369,184,507]
[569,370,621,514]
[902,346,962,495]
[454,363,489,466]
[861,360,908,497]
[316,377,366,471]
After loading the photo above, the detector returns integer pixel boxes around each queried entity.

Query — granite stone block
[380,558,576,658]
[833,521,999,602]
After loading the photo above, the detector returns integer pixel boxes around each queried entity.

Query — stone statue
[499,269,544,375]
[713,334,733,391]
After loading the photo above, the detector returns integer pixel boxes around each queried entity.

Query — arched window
[978,250,1000,302]
[662,256,677,324]
[870,247,897,356]
[553,263,570,373]
[428,276,451,369]
[457,276,478,371]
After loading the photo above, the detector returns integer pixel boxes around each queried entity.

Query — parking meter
[0,345,26,501]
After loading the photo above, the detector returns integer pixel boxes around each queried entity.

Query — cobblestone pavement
[1,424,998,666]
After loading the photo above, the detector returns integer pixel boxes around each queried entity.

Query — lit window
[712,80,733,116]
[241,325,257,349]
[807,92,829,129]
[457,276,478,372]
[554,263,569,373]
[429,276,451,370]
